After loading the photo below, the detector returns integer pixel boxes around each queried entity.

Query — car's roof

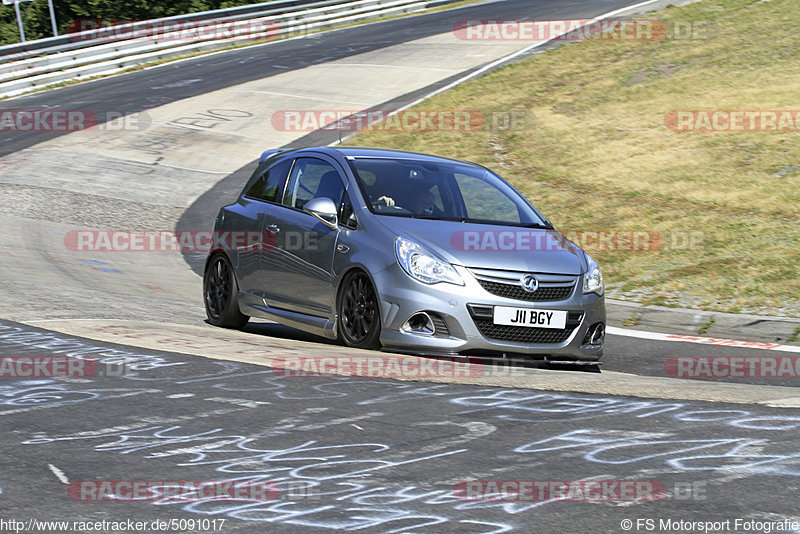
[263,146,480,167]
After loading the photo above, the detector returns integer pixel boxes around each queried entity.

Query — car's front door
[261,156,346,318]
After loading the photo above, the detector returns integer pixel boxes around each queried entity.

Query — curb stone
[606,299,800,345]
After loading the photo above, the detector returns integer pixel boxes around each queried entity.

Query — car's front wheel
[204,253,249,329]
[338,270,381,349]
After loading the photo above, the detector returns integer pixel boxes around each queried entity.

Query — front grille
[473,321,576,344]
[477,279,574,302]
[470,310,583,345]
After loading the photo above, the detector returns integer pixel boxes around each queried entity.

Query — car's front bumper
[374,264,605,361]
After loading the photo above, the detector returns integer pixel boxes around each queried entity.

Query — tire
[337,270,381,349]
[204,253,249,329]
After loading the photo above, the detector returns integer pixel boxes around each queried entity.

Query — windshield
[347,157,549,227]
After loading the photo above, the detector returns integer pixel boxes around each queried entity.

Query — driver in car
[376,190,435,215]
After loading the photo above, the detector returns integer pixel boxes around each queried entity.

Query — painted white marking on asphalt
[204,396,271,408]
[332,63,457,72]
[607,326,800,353]
[120,158,232,175]
[26,318,144,323]
[151,79,203,90]
[47,463,70,484]
[759,397,800,408]
[231,89,371,105]
[167,393,196,399]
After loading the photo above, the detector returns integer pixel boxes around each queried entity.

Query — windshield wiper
[402,216,553,228]
[518,222,554,229]
[408,215,468,222]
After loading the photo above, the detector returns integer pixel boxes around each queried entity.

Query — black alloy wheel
[338,271,381,349]
[204,253,249,329]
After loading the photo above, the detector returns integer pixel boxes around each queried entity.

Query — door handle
[266,224,280,234]
[337,244,349,253]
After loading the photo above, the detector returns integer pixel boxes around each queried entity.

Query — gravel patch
[0,183,184,230]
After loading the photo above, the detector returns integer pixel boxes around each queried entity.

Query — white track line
[607,326,800,353]
[47,464,70,484]
[231,90,372,105]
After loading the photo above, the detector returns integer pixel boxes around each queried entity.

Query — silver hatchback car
[203,146,605,361]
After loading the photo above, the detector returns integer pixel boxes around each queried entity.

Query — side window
[245,159,292,203]
[283,158,344,210]
[454,172,521,223]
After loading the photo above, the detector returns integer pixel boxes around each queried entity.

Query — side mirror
[303,197,338,230]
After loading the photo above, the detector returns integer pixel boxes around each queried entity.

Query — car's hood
[375,217,585,275]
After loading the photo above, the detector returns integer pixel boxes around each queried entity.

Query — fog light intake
[583,322,605,346]
[401,312,435,336]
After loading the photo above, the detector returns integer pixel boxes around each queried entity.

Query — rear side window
[283,158,344,210]
[245,159,293,203]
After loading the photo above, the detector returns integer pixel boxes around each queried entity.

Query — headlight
[582,254,604,295]
[395,237,464,285]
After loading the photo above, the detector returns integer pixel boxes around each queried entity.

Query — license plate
[493,306,567,329]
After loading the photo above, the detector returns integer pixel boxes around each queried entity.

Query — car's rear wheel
[204,253,249,329]
[338,271,381,349]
